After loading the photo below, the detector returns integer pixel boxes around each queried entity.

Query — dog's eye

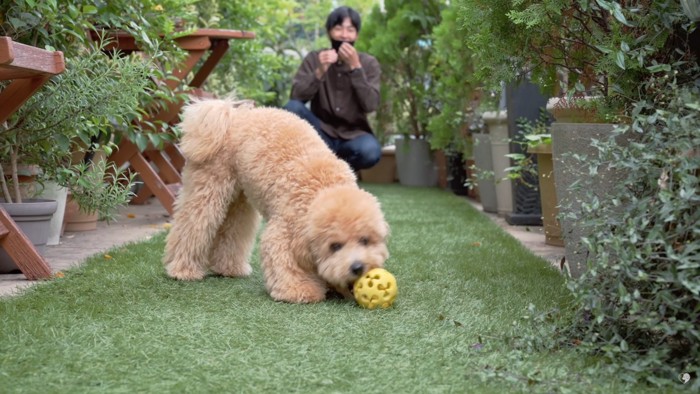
[330,242,344,253]
[359,237,370,246]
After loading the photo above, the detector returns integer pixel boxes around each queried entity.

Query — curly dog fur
[163,99,390,303]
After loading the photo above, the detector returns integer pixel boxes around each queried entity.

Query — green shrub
[427,6,477,156]
[360,1,445,139]
[565,3,699,386]
[568,71,700,387]
[0,41,150,216]
[455,0,699,387]
[517,2,698,387]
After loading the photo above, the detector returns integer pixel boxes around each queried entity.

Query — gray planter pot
[0,199,57,273]
[395,137,438,187]
[472,132,497,213]
[36,182,68,245]
[483,110,513,216]
[551,123,624,277]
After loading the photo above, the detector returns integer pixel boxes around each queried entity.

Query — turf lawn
[0,184,667,393]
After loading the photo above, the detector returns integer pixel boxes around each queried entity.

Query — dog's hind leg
[209,194,261,277]
[260,221,327,303]
[164,164,238,280]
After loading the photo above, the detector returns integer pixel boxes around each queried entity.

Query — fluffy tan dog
[163,99,390,303]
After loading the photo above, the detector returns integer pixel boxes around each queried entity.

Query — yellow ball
[353,268,398,309]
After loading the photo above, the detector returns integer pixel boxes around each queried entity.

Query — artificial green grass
[0,184,666,393]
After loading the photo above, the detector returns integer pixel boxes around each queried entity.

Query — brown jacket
[290,50,381,139]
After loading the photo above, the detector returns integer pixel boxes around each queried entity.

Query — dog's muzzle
[350,261,365,276]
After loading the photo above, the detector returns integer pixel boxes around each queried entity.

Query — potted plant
[427,5,478,195]
[0,37,149,271]
[360,1,444,187]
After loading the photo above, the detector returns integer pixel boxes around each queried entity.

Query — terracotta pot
[62,195,98,232]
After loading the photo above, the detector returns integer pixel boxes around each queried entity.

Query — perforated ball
[353,268,397,309]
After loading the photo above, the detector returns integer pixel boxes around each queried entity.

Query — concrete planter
[483,110,512,216]
[36,182,68,246]
[472,132,497,213]
[0,199,57,273]
[395,137,438,187]
[551,122,622,277]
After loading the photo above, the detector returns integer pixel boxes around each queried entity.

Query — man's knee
[359,147,382,169]
[351,138,382,170]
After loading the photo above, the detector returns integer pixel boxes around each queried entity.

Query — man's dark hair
[325,6,361,33]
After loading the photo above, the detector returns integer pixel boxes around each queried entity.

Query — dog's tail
[178,98,255,163]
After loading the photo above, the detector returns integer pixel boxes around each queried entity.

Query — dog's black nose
[350,261,365,276]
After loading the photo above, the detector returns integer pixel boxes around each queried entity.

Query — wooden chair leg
[128,152,176,215]
[147,150,181,185]
[164,144,186,172]
[131,183,154,205]
[0,208,52,280]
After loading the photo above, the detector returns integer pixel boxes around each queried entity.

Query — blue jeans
[283,100,381,170]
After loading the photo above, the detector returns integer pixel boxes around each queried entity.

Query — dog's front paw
[166,262,206,281]
[210,262,252,278]
[270,283,326,304]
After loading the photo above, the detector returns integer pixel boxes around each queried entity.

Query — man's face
[329,17,358,44]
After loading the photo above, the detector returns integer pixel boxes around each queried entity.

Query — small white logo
[680,373,691,384]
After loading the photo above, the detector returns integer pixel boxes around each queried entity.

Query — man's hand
[316,50,338,78]
[337,42,361,70]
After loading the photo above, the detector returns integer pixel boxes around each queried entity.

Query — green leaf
[594,45,613,54]
[8,17,28,29]
[596,0,612,11]
[646,63,671,73]
[148,133,163,149]
[134,133,149,152]
[82,5,98,14]
[612,6,630,26]
[615,51,626,70]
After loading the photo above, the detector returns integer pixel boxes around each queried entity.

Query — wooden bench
[0,37,66,280]
[90,29,255,215]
